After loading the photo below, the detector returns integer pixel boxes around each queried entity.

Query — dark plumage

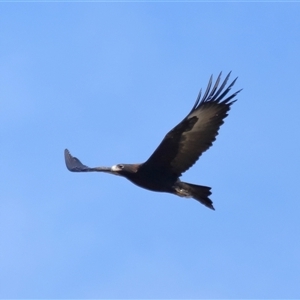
[65,72,241,210]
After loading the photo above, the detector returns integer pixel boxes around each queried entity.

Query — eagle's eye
[118,164,124,169]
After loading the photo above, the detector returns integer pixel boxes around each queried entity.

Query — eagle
[64,72,241,210]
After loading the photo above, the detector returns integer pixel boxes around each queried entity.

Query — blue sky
[1,2,300,298]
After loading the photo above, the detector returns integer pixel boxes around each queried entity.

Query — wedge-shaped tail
[176,182,214,210]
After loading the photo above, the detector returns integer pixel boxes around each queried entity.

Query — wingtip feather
[190,71,240,115]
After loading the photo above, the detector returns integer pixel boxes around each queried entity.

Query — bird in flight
[65,72,241,210]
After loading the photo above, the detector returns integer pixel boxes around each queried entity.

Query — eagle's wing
[64,149,93,172]
[141,72,241,177]
[64,149,112,173]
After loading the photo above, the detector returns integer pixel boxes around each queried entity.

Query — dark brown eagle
[65,72,241,210]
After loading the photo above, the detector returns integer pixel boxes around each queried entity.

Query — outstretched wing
[64,149,112,173]
[141,72,241,177]
[64,149,92,172]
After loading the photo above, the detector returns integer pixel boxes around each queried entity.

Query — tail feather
[176,182,214,210]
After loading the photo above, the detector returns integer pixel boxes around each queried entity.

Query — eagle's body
[65,72,241,210]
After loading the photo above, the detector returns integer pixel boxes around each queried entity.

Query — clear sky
[1,2,300,299]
